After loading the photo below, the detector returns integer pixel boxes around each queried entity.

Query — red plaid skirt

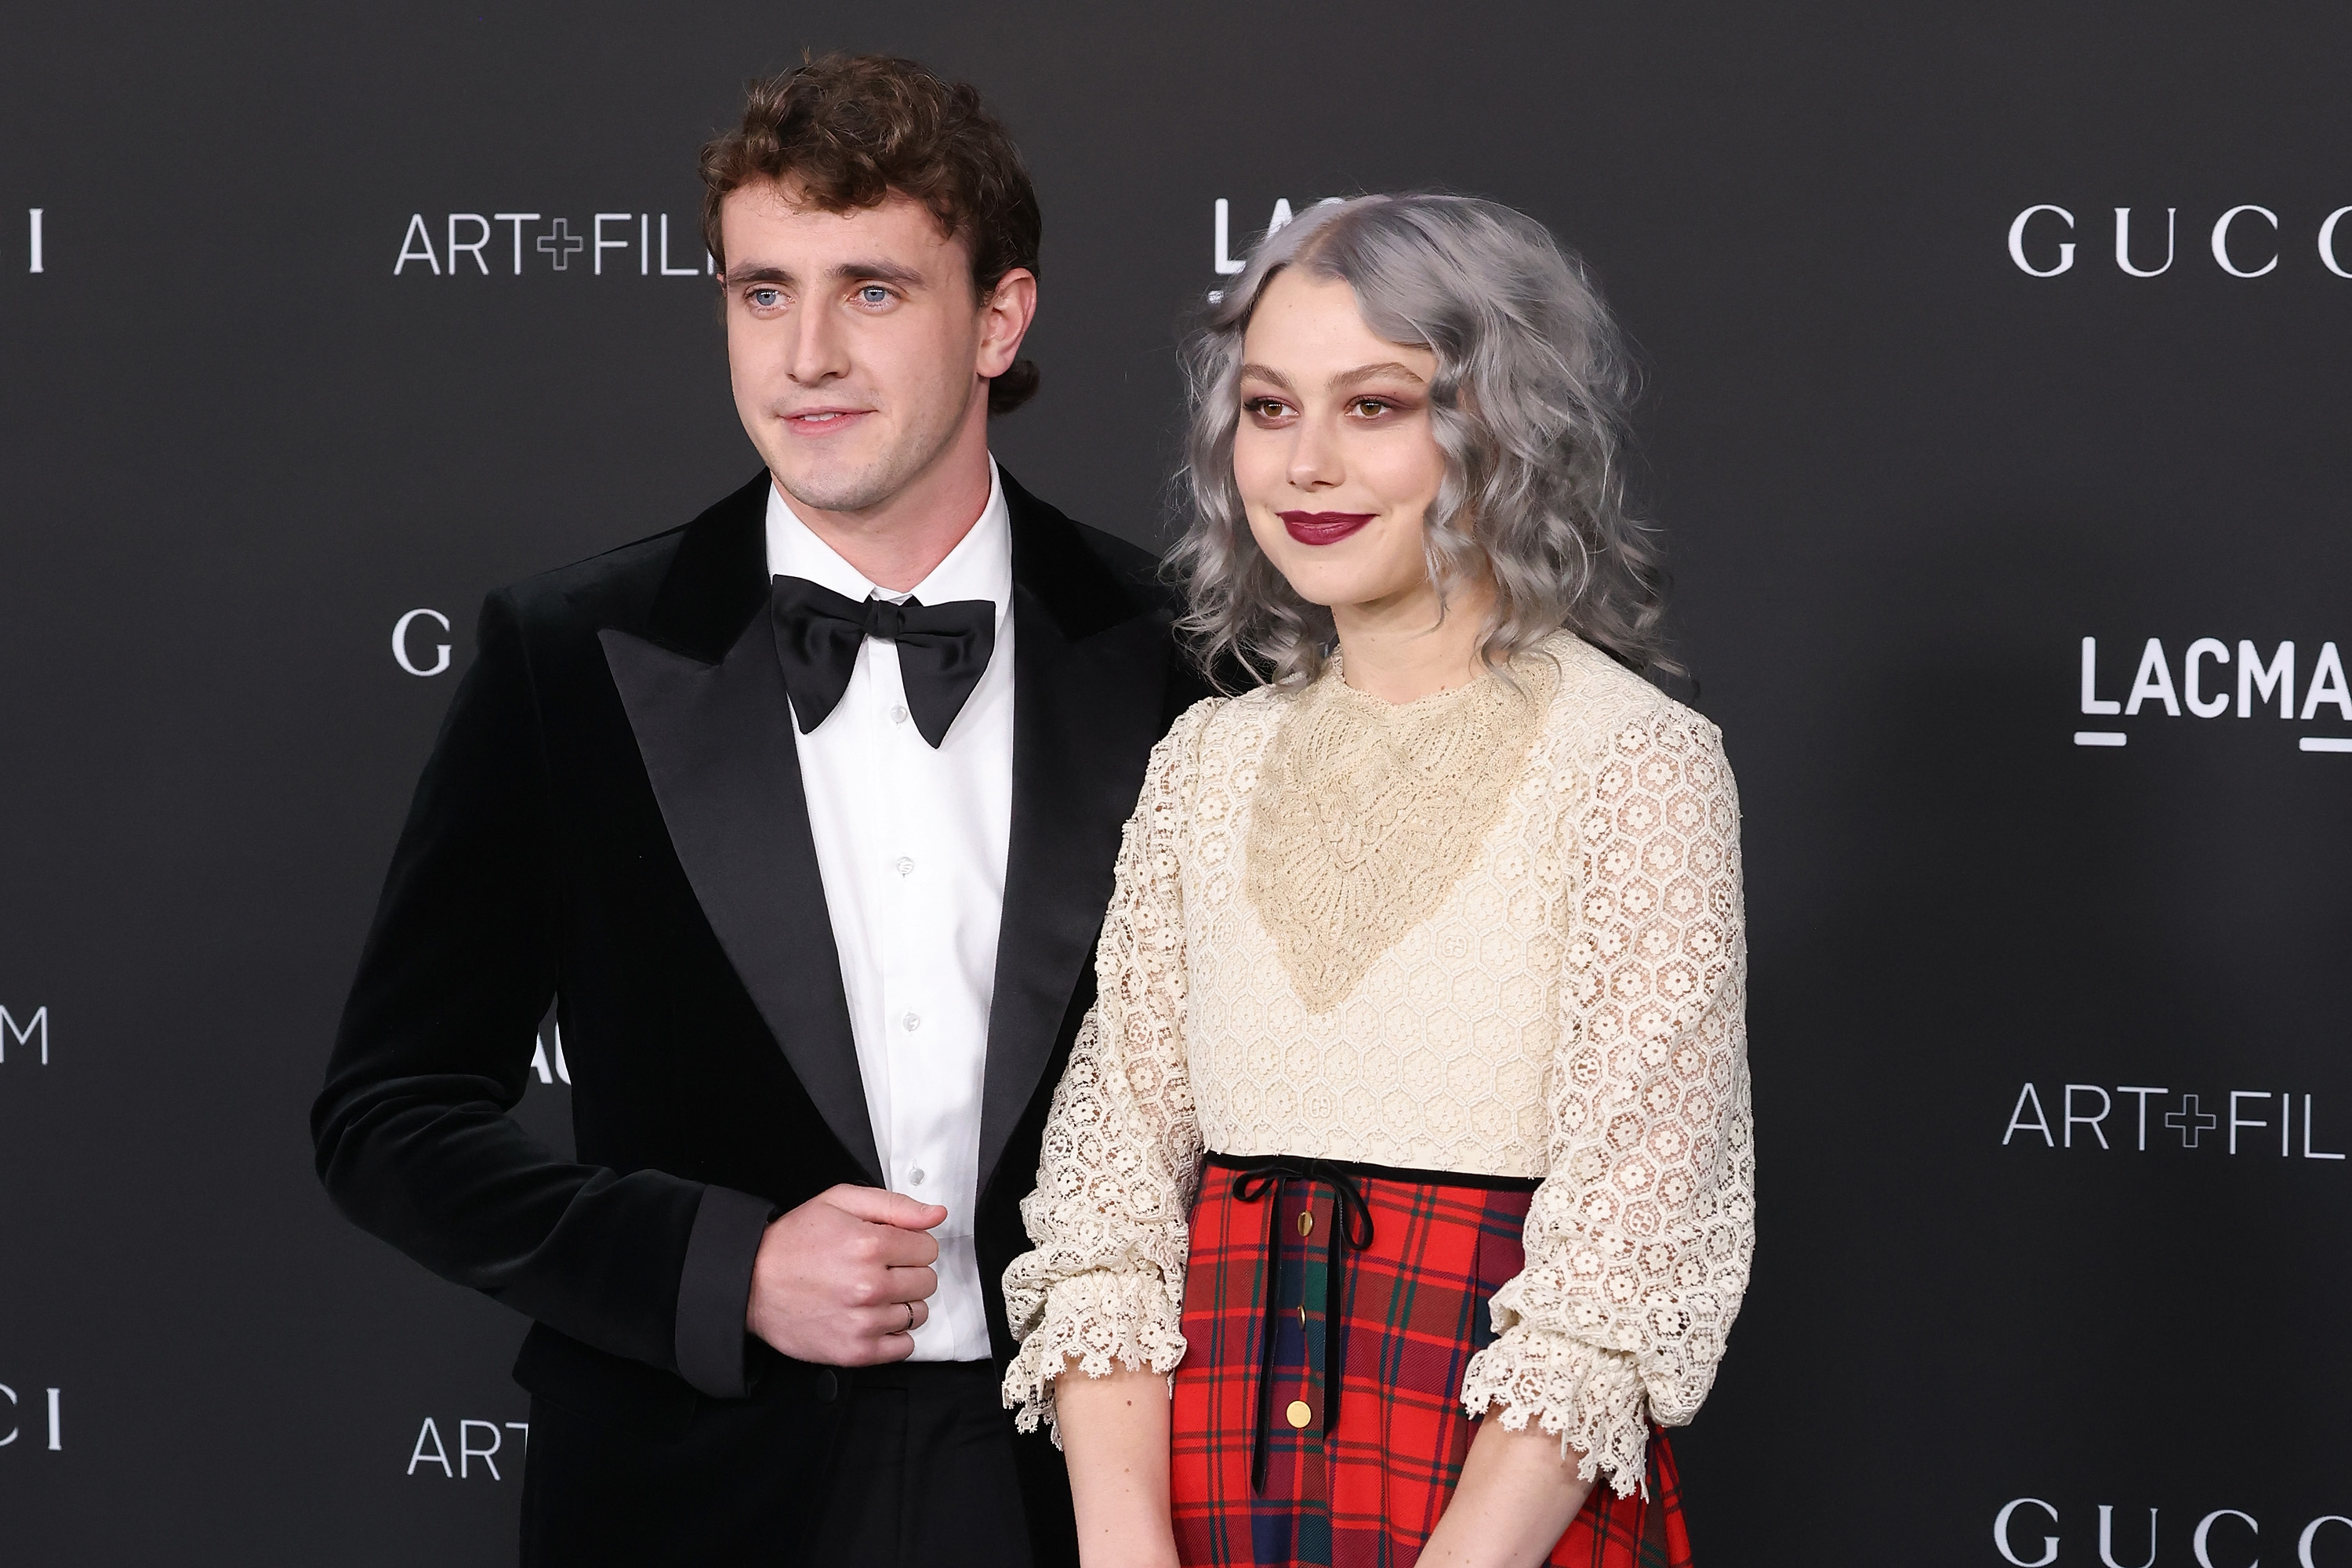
[1170,1154,1693,1568]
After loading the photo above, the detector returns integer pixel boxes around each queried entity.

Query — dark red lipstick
[1279,510,1376,546]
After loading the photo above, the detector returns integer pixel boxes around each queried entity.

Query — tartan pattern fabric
[1171,1163,1694,1568]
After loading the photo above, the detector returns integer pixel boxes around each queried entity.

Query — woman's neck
[1331,576,1498,704]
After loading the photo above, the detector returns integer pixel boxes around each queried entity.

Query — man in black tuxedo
[314,56,1203,1566]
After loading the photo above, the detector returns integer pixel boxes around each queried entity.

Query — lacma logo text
[1206,197,1345,300]
[2074,637,2351,751]
[1,1004,48,1065]
[531,1024,570,1087]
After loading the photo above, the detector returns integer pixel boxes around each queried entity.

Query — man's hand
[745,1185,948,1366]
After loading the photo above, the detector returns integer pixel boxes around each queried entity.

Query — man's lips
[1279,510,1376,546]
[779,408,873,432]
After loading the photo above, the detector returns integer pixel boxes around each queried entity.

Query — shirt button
[889,704,909,724]
[893,856,915,877]
[909,1167,927,1186]
[902,1011,922,1033]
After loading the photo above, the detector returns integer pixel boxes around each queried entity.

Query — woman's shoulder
[1145,680,1294,781]
[1531,631,1730,770]
[1170,678,1297,746]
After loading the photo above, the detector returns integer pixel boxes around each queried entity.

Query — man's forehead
[723,181,960,262]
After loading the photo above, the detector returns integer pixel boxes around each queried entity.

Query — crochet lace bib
[1243,654,1559,1013]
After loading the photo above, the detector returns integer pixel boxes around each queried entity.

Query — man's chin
[764,410,963,522]
[771,462,902,519]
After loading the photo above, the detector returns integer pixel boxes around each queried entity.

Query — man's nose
[782,302,851,386]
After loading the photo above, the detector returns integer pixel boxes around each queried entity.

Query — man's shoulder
[1000,469,1180,631]
[497,525,687,633]
[1058,516,1163,595]
[492,473,769,643]
[1060,517,1181,623]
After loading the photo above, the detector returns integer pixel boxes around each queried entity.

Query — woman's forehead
[1241,272,1435,382]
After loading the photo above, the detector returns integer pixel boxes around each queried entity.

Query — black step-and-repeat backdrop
[5,5,2349,1563]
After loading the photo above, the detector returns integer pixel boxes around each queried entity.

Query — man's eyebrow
[826,260,927,289]
[720,260,929,289]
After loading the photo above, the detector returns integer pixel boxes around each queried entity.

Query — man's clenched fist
[745,1185,948,1366]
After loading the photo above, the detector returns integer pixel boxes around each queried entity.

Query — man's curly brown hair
[699,54,1043,416]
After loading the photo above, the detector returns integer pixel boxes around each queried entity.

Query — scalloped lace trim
[1002,1268,1189,1447]
[1459,1328,1653,1499]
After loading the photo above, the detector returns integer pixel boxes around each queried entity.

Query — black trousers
[521,1356,1034,1567]
[809,1361,1034,1568]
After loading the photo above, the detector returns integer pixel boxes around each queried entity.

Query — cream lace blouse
[1000,632,1753,1496]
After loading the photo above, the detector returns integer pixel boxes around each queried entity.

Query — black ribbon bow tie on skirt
[1217,1153,1380,1494]
[769,575,996,748]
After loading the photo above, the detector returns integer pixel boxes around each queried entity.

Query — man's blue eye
[860,286,890,305]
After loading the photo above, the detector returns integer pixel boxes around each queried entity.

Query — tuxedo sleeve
[311,589,770,1397]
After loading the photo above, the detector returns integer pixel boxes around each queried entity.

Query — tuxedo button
[902,1012,921,1033]
[893,856,915,877]
[889,704,909,724]
[814,1370,838,1403]
[909,1167,927,1186]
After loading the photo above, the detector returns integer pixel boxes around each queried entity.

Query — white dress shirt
[764,462,1013,1363]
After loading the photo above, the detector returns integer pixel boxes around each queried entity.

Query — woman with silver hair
[1004,194,1751,1568]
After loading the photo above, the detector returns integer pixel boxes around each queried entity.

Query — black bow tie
[769,576,997,748]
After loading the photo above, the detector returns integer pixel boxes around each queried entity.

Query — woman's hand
[1054,1360,1182,1568]
[1417,1407,1597,1568]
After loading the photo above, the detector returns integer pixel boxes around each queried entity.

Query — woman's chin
[1267,561,1396,614]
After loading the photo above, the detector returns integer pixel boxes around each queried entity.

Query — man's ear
[975,268,1038,379]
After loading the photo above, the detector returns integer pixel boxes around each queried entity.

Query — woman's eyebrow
[1237,361,1428,392]
[1328,361,1428,390]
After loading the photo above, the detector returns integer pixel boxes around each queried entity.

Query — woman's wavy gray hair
[1170,193,1672,688]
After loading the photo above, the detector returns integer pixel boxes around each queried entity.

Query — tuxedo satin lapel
[648,470,774,662]
[976,490,1171,1199]
[600,618,885,1185]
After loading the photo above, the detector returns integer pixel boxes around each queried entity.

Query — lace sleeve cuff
[1458,1326,1653,1498]
[1002,1268,1189,1446]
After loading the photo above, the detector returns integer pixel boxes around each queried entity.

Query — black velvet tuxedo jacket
[313,470,1207,1564]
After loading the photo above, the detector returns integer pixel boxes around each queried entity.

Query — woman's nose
[1287,415,1343,489]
